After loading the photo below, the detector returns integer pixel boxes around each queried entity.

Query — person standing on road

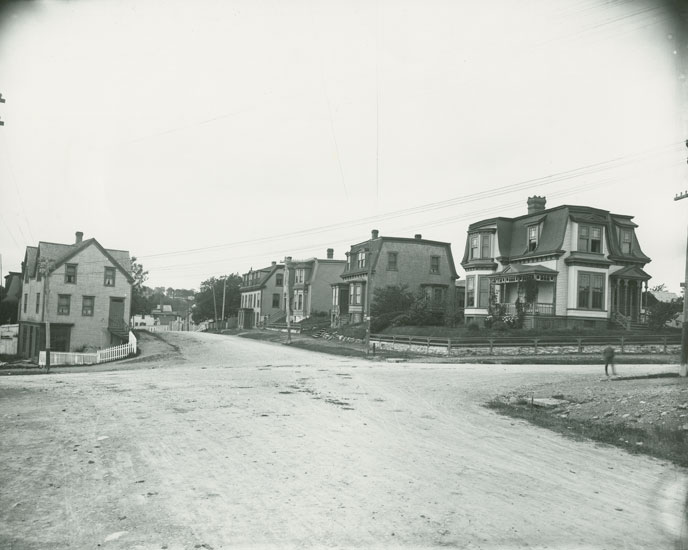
[603,345,617,378]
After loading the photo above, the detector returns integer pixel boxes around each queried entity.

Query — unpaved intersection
[1,331,685,549]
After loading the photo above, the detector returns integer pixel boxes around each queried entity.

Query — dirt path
[1,331,685,549]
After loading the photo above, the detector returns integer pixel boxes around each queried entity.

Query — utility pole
[284,257,292,344]
[675,186,688,377]
[212,282,218,330]
[221,276,227,326]
[364,246,373,354]
[39,258,54,373]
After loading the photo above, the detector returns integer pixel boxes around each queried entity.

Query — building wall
[308,260,347,317]
[43,245,131,351]
[371,241,456,299]
[555,221,573,317]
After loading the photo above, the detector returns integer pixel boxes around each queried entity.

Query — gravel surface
[1,331,686,549]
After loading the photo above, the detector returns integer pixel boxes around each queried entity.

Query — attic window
[527,226,538,252]
[65,264,77,284]
[621,229,632,254]
[579,225,602,253]
[104,267,116,287]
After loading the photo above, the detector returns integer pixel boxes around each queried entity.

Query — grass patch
[486,399,688,468]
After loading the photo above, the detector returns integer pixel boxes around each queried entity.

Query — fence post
[577,338,582,354]
[447,339,451,355]
[489,339,494,355]
[534,338,538,355]
[664,336,667,354]
[621,337,625,354]
[426,337,430,354]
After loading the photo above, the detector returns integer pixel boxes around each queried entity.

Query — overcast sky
[0,0,686,292]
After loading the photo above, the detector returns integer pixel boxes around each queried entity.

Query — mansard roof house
[332,230,459,327]
[238,262,285,329]
[461,196,651,329]
[18,231,133,359]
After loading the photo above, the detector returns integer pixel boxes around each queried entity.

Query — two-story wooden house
[332,230,459,327]
[18,232,133,359]
[461,196,651,329]
[237,262,285,328]
[283,249,347,323]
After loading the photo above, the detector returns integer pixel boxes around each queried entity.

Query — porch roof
[489,263,558,283]
[610,265,652,281]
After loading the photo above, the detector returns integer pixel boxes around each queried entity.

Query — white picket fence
[39,331,137,367]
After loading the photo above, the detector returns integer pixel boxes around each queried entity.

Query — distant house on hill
[18,231,133,359]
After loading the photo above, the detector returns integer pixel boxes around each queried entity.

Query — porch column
[613,280,619,314]
[636,282,642,322]
[624,280,629,316]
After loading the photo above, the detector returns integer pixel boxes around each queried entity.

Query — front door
[109,298,125,326]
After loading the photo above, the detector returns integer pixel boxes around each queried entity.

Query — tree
[371,284,415,317]
[647,298,683,331]
[130,257,150,315]
[193,274,242,323]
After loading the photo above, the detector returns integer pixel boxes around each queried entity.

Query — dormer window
[527,226,538,252]
[469,233,492,260]
[621,229,632,254]
[578,225,602,253]
[357,251,366,269]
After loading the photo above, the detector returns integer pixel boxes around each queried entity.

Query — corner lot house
[238,262,285,328]
[332,230,459,327]
[461,196,651,329]
[18,232,133,359]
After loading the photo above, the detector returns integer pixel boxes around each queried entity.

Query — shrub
[492,320,508,332]
[467,322,480,333]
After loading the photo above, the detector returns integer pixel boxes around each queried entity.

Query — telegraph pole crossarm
[675,188,688,377]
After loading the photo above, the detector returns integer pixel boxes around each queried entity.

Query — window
[578,225,602,253]
[433,287,444,303]
[387,252,398,271]
[357,252,366,269]
[297,292,303,310]
[469,234,491,260]
[65,264,77,284]
[430,256,440,274]
[295,269,305,283]
[466,276,475,307]
[470,236,479,259]
[104,267,116,286]
[527,226,538,251]
[332,287,339,306]
[577,272,605,310]
[23,293,27,313]
[272,293,280,308]
[256,294,261,308]
[478,277,490,308]
[275,274,283,286]
[36,293,40,314]
[354,284,362,305]
[621,229,632,254]
[57,294,71,315]
[481,234,491,259]
[82,296,94,316]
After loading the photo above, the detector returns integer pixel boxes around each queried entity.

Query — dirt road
[1,331,686,549]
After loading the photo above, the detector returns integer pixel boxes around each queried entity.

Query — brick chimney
[271,261,276,266]
[327,248,334,259]
[527,196,546,215]
[75,231,83,244]
[371,229,379,239]
[414,234,422,240]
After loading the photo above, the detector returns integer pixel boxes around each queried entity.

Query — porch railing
[495,302,554,316]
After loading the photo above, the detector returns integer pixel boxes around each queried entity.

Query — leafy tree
[647,299,683,331]
[130,257,150,315]
[371,284,415,317]
[193,274,242,322]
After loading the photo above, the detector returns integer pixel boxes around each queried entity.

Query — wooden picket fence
[39,331,137,366]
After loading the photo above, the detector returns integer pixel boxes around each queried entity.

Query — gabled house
[18,231,133,359]
[461,196,651,329]
[332,230,459,327]
[283,249,347,323]
[238,262,285,328]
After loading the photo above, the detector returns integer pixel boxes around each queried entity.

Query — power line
[138,141,681,261]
